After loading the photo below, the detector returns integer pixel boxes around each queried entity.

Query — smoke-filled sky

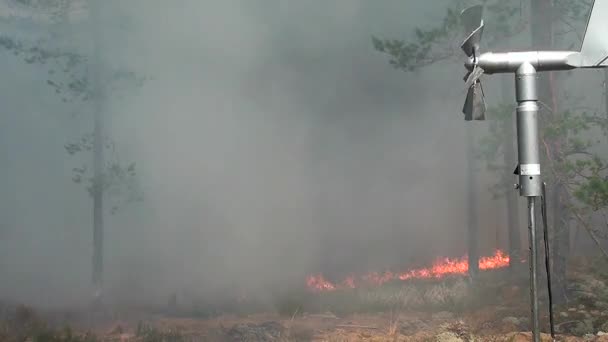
[0,0,575,309]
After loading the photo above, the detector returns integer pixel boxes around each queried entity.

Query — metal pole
[515,62,542,342]
[541,182,556,338]
[528,197,540,341]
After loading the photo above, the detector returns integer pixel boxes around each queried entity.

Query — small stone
[569,307,577,312]
[579,304,586,309]
[592,310,601,315]
[598,331,608,336]
[560,311,569,318]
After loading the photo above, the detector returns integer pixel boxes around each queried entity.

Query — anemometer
[459,0,608,340]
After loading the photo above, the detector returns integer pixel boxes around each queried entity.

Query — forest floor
[2,257,608,341]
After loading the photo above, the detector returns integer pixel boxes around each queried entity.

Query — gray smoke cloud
[0,0,515,309]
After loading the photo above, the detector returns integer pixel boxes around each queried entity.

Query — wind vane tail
[572,0,608,67]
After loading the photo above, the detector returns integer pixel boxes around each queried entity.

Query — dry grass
[4,263,606,341]
[294,276,479,316]
[386,311,400,341]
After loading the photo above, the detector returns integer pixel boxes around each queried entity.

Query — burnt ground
[1,258,608,341]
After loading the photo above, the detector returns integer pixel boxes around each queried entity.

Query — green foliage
[574,176,608,210]
[372,0,525,72]
[66,133,143,214]
[0,2,146,215]
[0,34,88,102]
[372,6,460,71]
[538,109,608,213]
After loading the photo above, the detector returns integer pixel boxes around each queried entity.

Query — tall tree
[89,0,104,299]
[0,0,143,299]
[605,70,608,119]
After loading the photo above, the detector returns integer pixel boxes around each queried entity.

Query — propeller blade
[460,22,484,57]
[461,5,486,121]
[462,81,486,121]
[464,66,484,88]
[460,5,483,35]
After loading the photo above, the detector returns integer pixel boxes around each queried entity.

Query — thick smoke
[0,0,512,309]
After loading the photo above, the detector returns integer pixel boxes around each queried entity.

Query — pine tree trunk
[467,124,479,277]
[604,70,608,118]
[90,0,105,296]
[502,74,522,271]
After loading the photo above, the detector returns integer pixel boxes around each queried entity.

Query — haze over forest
[0,0,602,309]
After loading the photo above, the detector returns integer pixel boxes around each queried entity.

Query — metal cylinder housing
[515,63,542,197]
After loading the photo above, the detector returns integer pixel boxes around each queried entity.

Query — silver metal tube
[515,63,542,197]
[528,197,540,342]
[465,51,578,74]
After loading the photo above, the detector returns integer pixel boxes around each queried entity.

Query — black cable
[541,182,555,339]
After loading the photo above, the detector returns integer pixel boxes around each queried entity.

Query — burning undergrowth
[272,249,513,316]
[275,270,514,317]
[305,249,510,292]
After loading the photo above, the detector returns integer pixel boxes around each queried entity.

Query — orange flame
[306,274,336,291]
[306,249,511,292]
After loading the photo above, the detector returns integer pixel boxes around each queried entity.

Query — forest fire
[306,249,510,292]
